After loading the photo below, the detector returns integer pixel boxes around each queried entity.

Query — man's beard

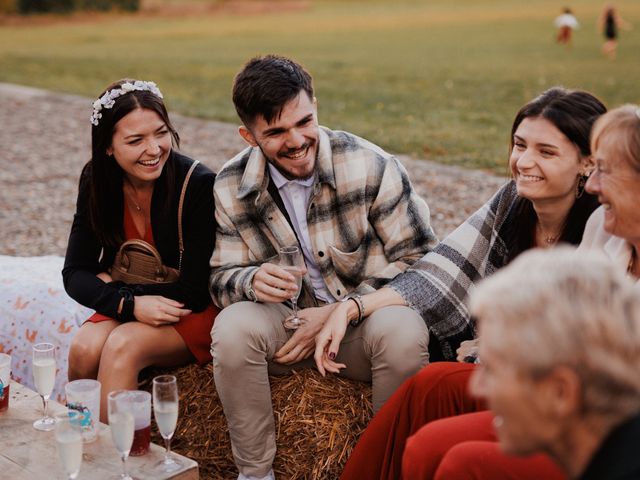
[261,142,316,181]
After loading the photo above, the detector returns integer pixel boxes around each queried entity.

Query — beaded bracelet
[350,294,366,327]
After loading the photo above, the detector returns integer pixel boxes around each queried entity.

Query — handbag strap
[177,160,200,272]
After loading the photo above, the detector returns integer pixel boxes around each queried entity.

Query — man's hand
[274,304,336,365]
[252,263,305,303]
[133,296,191,327]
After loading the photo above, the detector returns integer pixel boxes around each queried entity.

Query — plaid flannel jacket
[388,180,519,360]
[209,126,437,308]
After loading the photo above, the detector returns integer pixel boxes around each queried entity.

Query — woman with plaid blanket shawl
[328,87,607,480]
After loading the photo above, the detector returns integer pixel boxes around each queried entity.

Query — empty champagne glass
[55,412,83,479]
[153,375,182,473]
[108,390,135,480]
[279,246,305,329]
[32,342,56,431]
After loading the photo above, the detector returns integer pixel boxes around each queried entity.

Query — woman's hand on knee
[133,296,191,327]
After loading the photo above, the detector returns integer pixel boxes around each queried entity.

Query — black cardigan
[579,413,640,480]
[62,151,216,318]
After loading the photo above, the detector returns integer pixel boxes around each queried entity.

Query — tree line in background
[0,0,139,13]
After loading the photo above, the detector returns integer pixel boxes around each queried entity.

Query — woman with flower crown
[62,79,218,422]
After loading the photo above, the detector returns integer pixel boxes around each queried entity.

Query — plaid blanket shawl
[388,180,518,360]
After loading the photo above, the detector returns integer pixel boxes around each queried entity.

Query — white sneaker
[238,469,275,480]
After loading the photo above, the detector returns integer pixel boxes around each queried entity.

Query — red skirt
[86,304,218,365]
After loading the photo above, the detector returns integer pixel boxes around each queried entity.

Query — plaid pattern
[388,181,518,360]
[209,126,437,308]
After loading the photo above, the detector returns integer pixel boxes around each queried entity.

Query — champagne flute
[108,390,135,480]
[153,375,182,473]
[279,246,305,329]
[55,412,83,480]
[32,342,56,431]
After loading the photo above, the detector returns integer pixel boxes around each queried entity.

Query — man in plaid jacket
[209,55,437,480]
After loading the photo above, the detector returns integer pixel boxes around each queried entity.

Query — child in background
[554,7,579,47]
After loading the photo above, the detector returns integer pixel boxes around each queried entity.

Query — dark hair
[232,55,314,127]
[505,87,607,260]
[87,79,180,247]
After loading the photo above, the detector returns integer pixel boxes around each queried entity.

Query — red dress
[86,206,217,364]
[341,362,565,480]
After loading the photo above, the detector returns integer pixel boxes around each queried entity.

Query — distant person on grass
[209,54,437,480]
[598,3,632,60]
[554,7,579,47]
[63,79,218,422]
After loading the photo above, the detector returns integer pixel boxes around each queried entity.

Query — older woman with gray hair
[470,246,640,479]
[581,104,640,275]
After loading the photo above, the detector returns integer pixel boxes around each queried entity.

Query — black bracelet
[117,287,136,322]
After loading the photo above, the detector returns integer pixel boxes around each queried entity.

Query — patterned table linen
[0,255,92,402]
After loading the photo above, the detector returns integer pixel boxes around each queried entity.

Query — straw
[140,364,373,479]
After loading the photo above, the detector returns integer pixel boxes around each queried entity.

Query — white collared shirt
[268,164,335,303]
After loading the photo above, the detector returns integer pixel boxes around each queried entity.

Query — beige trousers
[210,301,430,478]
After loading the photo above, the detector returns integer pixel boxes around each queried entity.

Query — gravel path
[0,83,507,257]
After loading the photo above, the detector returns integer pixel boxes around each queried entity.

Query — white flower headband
[90,80,163,126]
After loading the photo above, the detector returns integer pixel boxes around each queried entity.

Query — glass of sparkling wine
[279,245,305,330]
[32,342,56,431]
[55,412,83,480]
[108,390,135,480]
[153,375,182,473]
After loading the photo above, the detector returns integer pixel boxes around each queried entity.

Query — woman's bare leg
[68,320,119,380]
[96,322,193,422]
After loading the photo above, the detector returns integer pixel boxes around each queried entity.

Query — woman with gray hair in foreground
[470,246,640,479]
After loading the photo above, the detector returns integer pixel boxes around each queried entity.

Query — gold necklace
[536,223,561,246]
[128,194,142,212]
[124,181,144,213]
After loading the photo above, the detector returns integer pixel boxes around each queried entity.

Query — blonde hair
[591,104,640,173]
[470,247,640,425]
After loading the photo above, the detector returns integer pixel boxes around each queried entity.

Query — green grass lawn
[1,0,638,173]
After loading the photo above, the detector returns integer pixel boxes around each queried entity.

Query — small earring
[575,174,587,199]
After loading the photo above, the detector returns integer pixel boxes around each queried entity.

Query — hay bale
[141,364,373,479]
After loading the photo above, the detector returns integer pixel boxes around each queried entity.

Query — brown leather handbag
[110,160,199,285]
